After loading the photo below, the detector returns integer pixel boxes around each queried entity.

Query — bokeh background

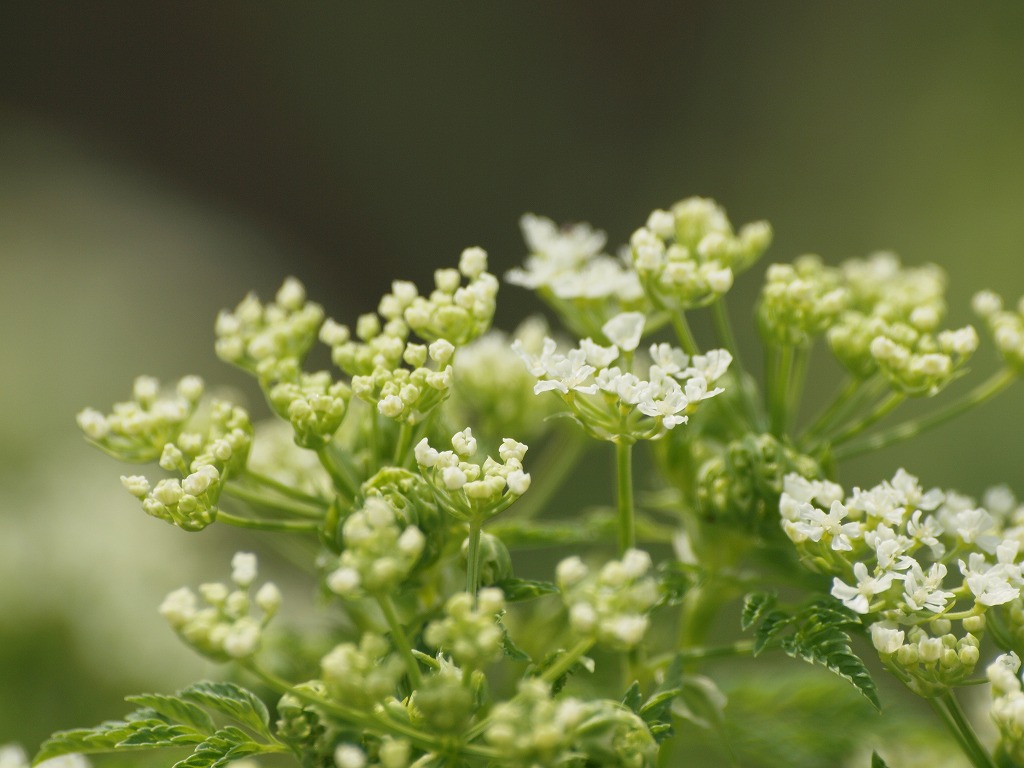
[3,1,1024,758]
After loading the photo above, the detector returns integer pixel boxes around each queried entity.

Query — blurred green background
[2,1,1024,759]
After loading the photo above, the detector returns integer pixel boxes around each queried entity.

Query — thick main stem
[376,592,423,689]
[616,439,636,554]
[932,691,998,768]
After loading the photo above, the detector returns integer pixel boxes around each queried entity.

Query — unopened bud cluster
[629,196,771,310]
[973,289,1024,372]
[758,256,848,346]
[321,633,406,710]
[326,497,426,598]
[415,430,530,521]
[159,552,280,661]
[215,276,325,382]
[424,588,505,670]
[556,549,660,650]
[76,375,204,462]
[268,370,353,449]
[120,399,253,531]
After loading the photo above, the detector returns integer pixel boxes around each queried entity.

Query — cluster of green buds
[506,214,648,338]
[987,652,1024,763]
[556,549,660,650]
[779,469,1024,695]
[483,680,656,768]
[76,374,204,462]
[973,289,1024,372]
[757,255,849,346]
[332,739,412,768]
[821,254,978,395]
[159,552,281,661]
[513,311,730,442]
[694,432,821,530]
[214,276,325,383]
[320,633,406,710]
[629,196,772,311]
[122,399,252,531]
[325,497,426,598]
[267,370,353,450]
[320,250,499,427]
[414,430,530,521]
[424,588,505,670]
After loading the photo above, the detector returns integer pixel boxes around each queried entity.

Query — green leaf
[171,727,265,768]
[741,591,777,630]
[33,713,183,762]
[117,723,207,747]
[871,751,891,768]
[495,577,559,602]
[179,681,272,739]
[621,681,643,714]
[125,693,217,735]
[498,616,532,663]
[669,674,728,731]
[742,596,880,711]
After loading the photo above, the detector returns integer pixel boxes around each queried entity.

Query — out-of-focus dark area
[2,2,1024,755]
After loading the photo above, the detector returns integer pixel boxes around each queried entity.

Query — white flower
[870,622,905,655]
[831,562,895,614]
[602,312,646,352]
[959,553,1020,607]
[901,561,955,613]
[790,500,862,552]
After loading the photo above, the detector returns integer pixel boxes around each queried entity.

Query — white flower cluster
[824,254,977,394]
[415,430,530,521]
[629,196,772,310]
[556,549,660,650]
[973,289,1024,372]
[268,370,353,449]
[159,552,281,661]
[321,632,406,709]
[326,497,426,598]
[424,588,506,670]
[513,312,729,441]
[76,374,204,463]
[121,399,253,531]
[781,469,1024,693]
[757,255,849,346]
[214,276,325,382]
[506,214,646,334]
[987,652,1024,762]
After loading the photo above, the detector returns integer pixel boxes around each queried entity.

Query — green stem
[393,420,414,467]
[222,483,325,520]
[768,344,794,437]
[465,517,483,598]
[784,344,810,435]
[216,510,321,533]
[799,376,863,447]
[670,311,700,356]
[932,690,998,768]
[711,297,761,425]
[376,592,423,688]
[541,637,597,684]
[616,439,636,554]
[824,391,905,447]
[834,367,1017,460]
[317,446,358,497]
[243,468,328,507]
[648,640,755,672]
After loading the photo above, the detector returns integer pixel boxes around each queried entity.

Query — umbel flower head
[513,311,729,443]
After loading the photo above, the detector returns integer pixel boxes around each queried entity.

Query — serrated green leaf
[621,681,643,714]
[669,674,728,731]
[117,723,206,747]
[33,715,181,762]
[871,751,890,768]
[741,591,776,630]
[753,609,790,655]
[179,681,272,738]
[494,577,559,602]
[171,727,261,768]
[126,693,217,735]
[499,618,532,662]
